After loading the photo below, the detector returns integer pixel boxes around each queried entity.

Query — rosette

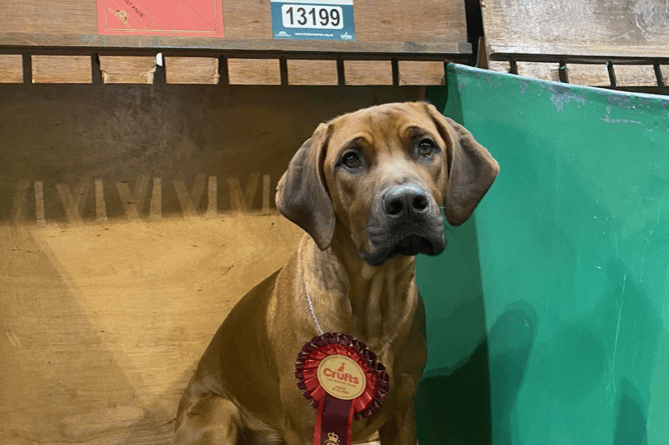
[295,332,389,445]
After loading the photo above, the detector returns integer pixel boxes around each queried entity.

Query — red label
[97,0,223,37]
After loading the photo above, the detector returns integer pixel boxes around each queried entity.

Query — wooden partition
[0,0,472,443]
[480,0,669,93]
[0,0,472,86]
[0,84,426,444]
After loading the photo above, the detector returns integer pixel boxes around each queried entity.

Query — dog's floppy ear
[276,123,335,250]
[424,103,499,226]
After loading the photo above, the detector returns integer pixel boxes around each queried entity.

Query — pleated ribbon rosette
[295,333,389,445]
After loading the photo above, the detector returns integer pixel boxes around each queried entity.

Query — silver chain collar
[305,291,324,335]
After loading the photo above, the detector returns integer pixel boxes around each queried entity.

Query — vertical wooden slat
[165,57,219,85]
[488,61,511,73]
[398,61,445,86]
[516,62,560,82]
[0,55,23,83]
[32,55,92,84]
[287,60,338,86]
[227,59,281,85]
[344,61,393,86]
[614,64,658,87]
[661,65,669,86]
[99,56,156,84]
[565,63,610,87]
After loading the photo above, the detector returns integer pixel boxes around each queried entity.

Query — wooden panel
[354,0,467,44]
[227,59,281,85]
[0,0,469,55]
[221,1,272,40]
[0,83,425,444]
[32,55,91,84]
[287,60,338,86]
[166,57,219,85]
[565,63,610,87]
[481,0,669,59]
[0,217,303,445]
[614,64,658,87]
[516,62,560,82]
[0,54,22,83]
[0,0,97,34]
[344,60,393,85]
[398,61,445,86]
[99,56,156,84]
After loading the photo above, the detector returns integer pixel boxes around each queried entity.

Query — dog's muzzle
[360,184,446,266]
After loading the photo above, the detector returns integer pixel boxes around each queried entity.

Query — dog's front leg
[282,415,314,445]
[173,393,242,445]
[378,403,418,445]
[280,379,316,445]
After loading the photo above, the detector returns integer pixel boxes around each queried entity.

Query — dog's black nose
[384,185,429,218]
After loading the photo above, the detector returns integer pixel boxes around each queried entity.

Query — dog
[174,102,498,444]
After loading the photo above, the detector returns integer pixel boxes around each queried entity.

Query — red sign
[97,0,223,37]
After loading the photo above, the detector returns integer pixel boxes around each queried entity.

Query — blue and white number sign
[271,0,355,41]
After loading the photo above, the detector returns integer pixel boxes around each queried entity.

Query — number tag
[271,0,355,41]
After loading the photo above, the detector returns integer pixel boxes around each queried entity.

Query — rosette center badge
[317,355,366,400]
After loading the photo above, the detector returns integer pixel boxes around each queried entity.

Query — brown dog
[174,102,498,444]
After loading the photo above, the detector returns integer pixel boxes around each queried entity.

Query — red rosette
[295,332,389,424]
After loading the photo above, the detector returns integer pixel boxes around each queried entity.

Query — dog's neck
[301,228,419,353]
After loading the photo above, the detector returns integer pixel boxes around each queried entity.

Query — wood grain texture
[0,0,470,54]
[0,54,22,83]
[354,0,467,43]
[614,64,658,87]
[0,217,303,445]
[32,55,92,83]
[516,62,560,82]
[287,59,338,86]
[228,58,281,85]
[99,56,156,84]
[565,63,611,87]
[0,0,97,34]
[481,0,669,58]
[166,57,219,84]
[222,0,272,39]
[398,61,445,85]
[344,60,393,85]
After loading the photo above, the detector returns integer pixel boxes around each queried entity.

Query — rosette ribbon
[295,332,389,445]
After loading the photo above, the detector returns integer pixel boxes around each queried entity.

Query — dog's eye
[417,139,436,157]
[341,151,362,169]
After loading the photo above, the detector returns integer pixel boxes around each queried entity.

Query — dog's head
[276,102,499,266]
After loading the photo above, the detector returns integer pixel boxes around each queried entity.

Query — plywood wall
[0,84,424,444]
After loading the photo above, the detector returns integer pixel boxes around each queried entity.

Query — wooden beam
[0,33,471,56]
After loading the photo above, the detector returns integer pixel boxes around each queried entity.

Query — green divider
[416,63,669,445]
